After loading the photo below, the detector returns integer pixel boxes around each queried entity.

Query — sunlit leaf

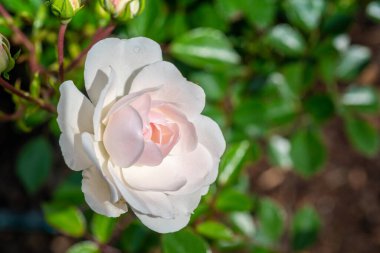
[171,28,241,70]
[91,214,117,244]
[43,203,86,238]
[284,0,325,31]
[265,24,306,56]
[196,221,234,241]
[268,135,293,168]
[67,241,100,253]
[341,86,379,113]
[336,45,371,81]
[218,141,250,185]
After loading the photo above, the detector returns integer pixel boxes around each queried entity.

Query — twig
[0,105,25,121]
[58,23,68,82]
[0,3,46,74]
[0,76,56,113]
[66,23,116,72]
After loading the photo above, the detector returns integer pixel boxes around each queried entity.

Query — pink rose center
[103,94,182,168]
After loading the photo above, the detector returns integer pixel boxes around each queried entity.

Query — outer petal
[81,132,120,203]
[193,115,226,158]
[129,61,205,118]
[82,166,128,217]
[165,144,213,195]
[122,161,187,192]
[133,211,190,233]
[84,37,162,103]
[168,189,203,215]
[92,68,119,141]
[109,163,175,218]
[57,81,94,171]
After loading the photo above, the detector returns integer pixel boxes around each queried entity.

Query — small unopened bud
[100,0,144,21]
[47,0,81,23]
[0,34,15,79]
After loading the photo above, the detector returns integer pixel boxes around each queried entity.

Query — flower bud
[100,0,144,20]
[47,0,81,23]
[0,34,15,79]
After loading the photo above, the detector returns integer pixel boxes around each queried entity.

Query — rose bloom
[57,37,225,233]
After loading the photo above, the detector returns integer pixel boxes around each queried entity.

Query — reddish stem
[66,23,116,72]
[0,77,56,113]
[58,23,68,82]
[0,3,45,74]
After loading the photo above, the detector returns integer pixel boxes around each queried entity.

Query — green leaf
[127,0,168,42]
[336,45,371,81]
[230,212,256,237]
[367,2,380,22]
[290,129,326,177]
[120,222,154,253]
[268,135,293,168]
[218,141,250,185]
[16,137,53,194]
[53,172,84,205]
[281,62,306,95]
[189,3,227,31]
[190,71,225,101]
[284,0,325,31]
[43,203,86,238]
[215,0,245,21]
[162,229,210,253]
[341,86,380,113]
[345,117,380,157]
[291,206,321,251]
[171,28,241,70]
[196,221,234,241]
[255,199,285,245]
[91,214,117,244]
[216,188,253,212]
[304,94,335,123]
[245,0,277,29]
[67,241,100,253]
[265,24,306,56]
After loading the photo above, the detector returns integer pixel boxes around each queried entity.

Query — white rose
[57,37,225,233]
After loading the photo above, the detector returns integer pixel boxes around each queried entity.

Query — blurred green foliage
[2,0,380,252]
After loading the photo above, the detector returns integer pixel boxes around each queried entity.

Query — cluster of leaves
[2,0,380,252]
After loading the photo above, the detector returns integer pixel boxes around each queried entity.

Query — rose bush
[57,37,225,233]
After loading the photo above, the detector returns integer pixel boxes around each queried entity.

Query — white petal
[103,105,144,168]
[133,211,190,233]
[193,115,226,158]
[168,189,203,215]
[82,166,128,217]
[84,37,162,102]
[57,81,95,171]
[122,160,187,192]
[92,68,119,141]
[129,61,205,118]
[81,132,120,203]
[108,163,174,218]
[165,144,213,195]
[59,134,92,171]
